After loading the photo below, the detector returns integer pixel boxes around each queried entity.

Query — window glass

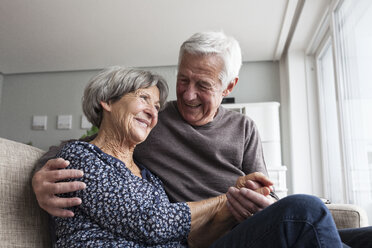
[332,0,372,220]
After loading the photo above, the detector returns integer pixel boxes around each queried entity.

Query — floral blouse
[53,141,191,247]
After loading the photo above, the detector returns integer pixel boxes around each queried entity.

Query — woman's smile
[135,117,150,128]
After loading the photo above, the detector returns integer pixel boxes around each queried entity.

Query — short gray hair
[178,31,242,88]
[82,66,168,128]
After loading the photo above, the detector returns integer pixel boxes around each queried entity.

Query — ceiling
[0,0,328,74]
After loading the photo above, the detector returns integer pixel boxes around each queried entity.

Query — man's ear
[100,101,112,112]
[222,77,239,96]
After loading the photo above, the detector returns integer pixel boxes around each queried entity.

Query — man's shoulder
[220,106,255,124]
[218,106,259,137]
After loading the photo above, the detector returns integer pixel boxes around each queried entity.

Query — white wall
[0,74,3,109]
[279,56,292,194]
[0,61,280,151]
[0,70,96,150]
[233,61,280,103]
[280,50,314,195]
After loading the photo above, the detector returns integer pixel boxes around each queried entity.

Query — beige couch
[0,137,369,247]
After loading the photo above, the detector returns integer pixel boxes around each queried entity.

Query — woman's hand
[187,194,237,248]
[32,158,86,217]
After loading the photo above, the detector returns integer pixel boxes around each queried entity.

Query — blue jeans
[210,194,343,248]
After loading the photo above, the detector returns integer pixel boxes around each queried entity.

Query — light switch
[81,115,92,129]
[57,115,72,129]
[32,115,47,130]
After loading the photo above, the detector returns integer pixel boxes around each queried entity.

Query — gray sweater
[134,101,268,202]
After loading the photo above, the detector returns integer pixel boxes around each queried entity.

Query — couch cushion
[0,138,51,247]
[327,203,369,229]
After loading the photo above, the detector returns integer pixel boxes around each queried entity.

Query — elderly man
[32,31,367,247]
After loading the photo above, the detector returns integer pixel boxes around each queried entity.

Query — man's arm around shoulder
[31,138,90,217]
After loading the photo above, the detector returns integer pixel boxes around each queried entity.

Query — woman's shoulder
[57,141,102,166]
[59,140,94,155]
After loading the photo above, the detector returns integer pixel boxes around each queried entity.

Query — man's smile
[184,102,202,108]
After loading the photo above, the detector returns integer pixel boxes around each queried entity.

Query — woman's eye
[140,95,148,100]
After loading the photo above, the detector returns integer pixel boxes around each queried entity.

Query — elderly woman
[54,66,273,247]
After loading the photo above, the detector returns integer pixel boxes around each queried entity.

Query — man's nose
[183,84,198,101]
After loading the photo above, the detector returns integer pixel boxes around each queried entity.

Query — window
[316,38,346,204]
[315,0,372,220]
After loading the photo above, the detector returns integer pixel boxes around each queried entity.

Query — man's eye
[155,105,160,111]
[178,78,189,84]
[199,84,210,90]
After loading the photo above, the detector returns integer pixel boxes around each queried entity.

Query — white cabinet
[222,102,288,198]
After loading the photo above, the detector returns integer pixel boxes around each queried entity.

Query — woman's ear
[222,77,239,96]
[100,101,112,112]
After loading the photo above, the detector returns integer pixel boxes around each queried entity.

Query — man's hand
[235,172,273,191]
[32,158,86,218]
[226,172,275,222]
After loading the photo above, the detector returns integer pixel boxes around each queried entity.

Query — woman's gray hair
[178,31,242,88]
[82,66,169,128]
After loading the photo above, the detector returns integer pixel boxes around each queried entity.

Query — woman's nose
[145,104,158,119]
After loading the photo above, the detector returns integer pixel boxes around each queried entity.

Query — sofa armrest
[327,203,369,229]
[0,138,51,247]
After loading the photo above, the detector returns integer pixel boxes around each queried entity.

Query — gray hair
[82,66,169,128]
[178,31,242,88]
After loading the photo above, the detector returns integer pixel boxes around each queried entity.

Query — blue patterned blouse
[53,141,191,247]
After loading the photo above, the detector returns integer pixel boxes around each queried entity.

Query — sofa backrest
[0,138,51,247]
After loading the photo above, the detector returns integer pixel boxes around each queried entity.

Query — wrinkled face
[176,52,227,126]
[107,85,160,145]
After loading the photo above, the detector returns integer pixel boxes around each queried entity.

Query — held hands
[31,158,86,218]
[226,172,276,222]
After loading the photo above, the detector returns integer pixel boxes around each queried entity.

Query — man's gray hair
[82,66,168,128]
[178,31,242,88]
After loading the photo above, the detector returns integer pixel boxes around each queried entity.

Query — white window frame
[314,32,350,202]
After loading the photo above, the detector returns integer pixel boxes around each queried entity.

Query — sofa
[0,137,369,247]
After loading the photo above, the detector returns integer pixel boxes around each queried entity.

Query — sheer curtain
[332,0,372,220]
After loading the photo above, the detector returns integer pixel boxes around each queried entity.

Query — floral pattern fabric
[53,141,191,248]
